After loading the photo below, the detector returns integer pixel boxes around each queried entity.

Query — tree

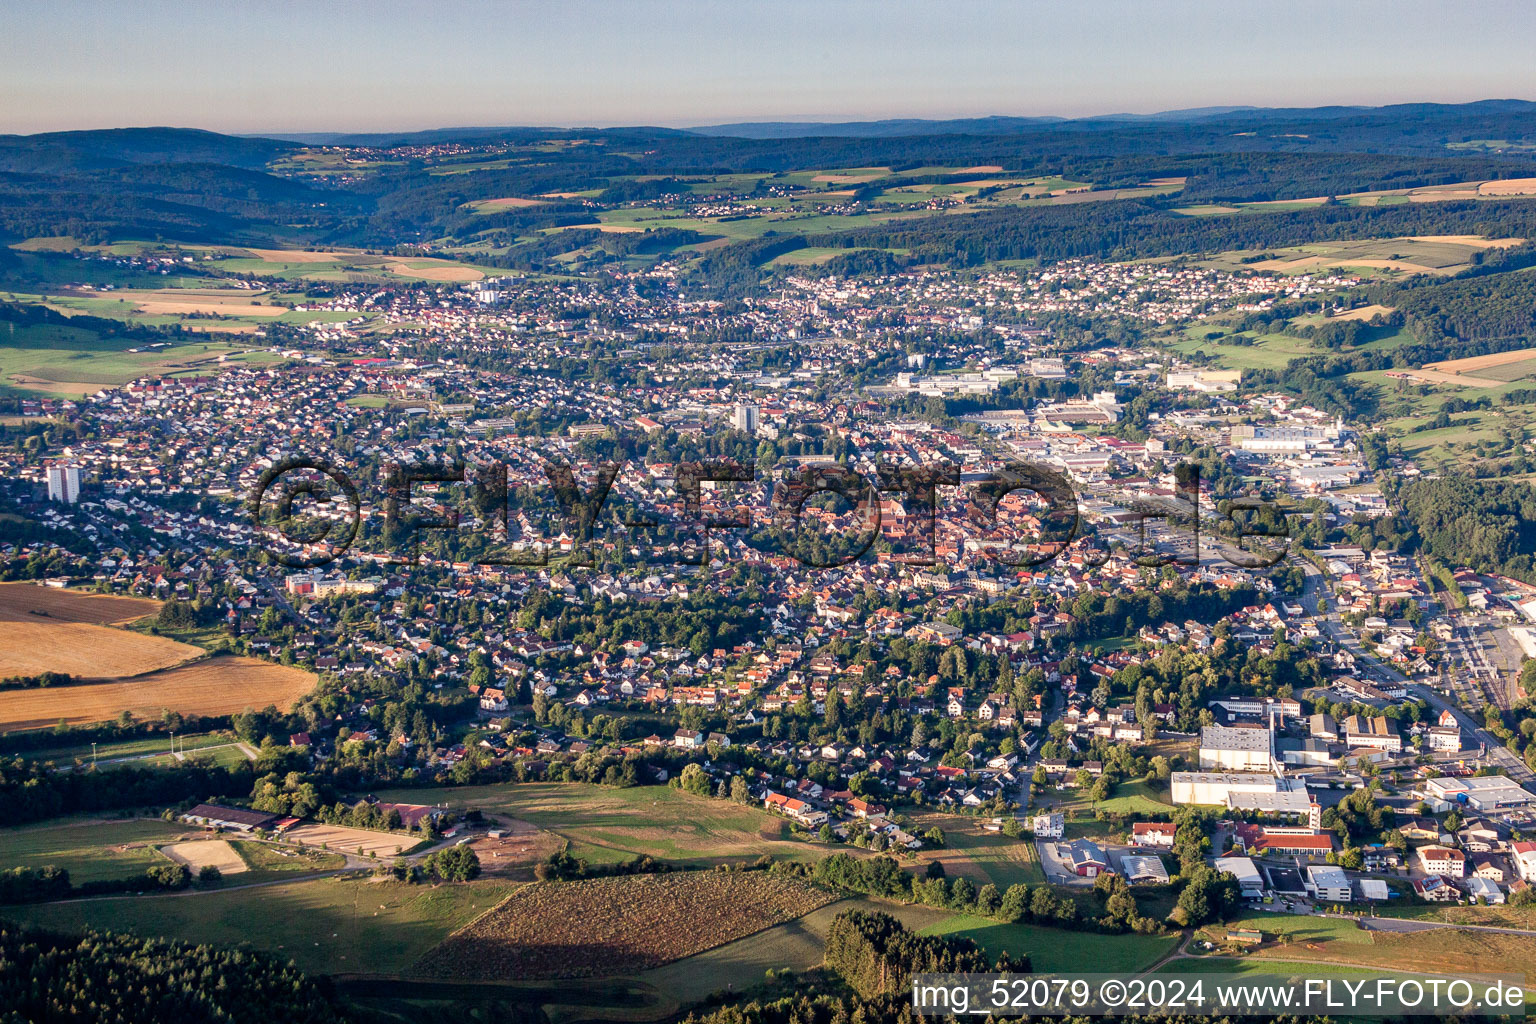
[1000,883,1030,922]
[924,826,946,848]
[425,845,481,882]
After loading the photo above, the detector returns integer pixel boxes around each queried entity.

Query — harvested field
[1478,178,1536,195]
[0,655,315,731]
[1328,304,1396,322]
[560,223,644,233]
[161,839,248,875]
[0,620,200,679]
[283,822,415,858]
[132,299,287,317]
[0,583,159,625]
[812,170,888,183]
[472,197,546,210]
[1405,234,1526,247]
[1426,346,1536,373]
[385,262,484,282]
[1251,924,1536,979]
[415,871,837,980]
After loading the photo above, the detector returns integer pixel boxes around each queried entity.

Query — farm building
[183,803,277,832]
[1065,839,1109,877]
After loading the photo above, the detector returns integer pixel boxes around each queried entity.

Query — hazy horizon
[3,0,1534,135]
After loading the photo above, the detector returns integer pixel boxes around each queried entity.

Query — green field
[229,840,346,882]
[1046,779,1176,818]
[0,817,191,883]
[0,319,270,397]
[10,874,514,975]
[1210,913,1374,946]
[909,812,1045,888]
[921,914,1179,973]
[368,782,817,867]
[11,731,231,763]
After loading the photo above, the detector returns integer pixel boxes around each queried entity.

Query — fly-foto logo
[247,455,1292,571]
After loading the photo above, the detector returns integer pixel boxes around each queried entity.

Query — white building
[1198,724,1275,772]
[1172,772,1311,816]
[731,403,760,434]
[1512,842,1536,884]
[1214,856,1264,895]
[1032,812,1064,839]
[1466,876,1505,904]
[1420,776,1536,813]
[1307,864,1352,902]
[46,463,80,504]
[1416,845,1465,878]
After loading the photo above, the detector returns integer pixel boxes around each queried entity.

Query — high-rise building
[46,463,80,504]
[731,403,760,434]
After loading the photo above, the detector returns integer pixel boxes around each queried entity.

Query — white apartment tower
[732,403,760,434]
[46,463,80,504]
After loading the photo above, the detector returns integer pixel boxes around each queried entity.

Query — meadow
[369,782,820,867]
[0,317,275,396]
[919,914,1179,973]
[0,817,194,883]
[10,874,516,975]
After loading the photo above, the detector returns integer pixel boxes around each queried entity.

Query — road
[1298,559,1534,783]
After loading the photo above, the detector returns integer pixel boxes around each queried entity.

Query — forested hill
[1,100,1534,259]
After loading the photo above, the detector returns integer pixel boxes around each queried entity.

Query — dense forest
[1399,477,1536,582]
[0,920,348,1023]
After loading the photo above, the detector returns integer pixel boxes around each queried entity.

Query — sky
[3,0,1534,135]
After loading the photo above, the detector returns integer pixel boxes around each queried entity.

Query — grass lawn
[1167,329,1322,374]
[11,874,515,975]
[369,782,819,867]
[907,812,1045,888]
[1048,779,1175,818]
[920,914,1178,973]
[1209,913,1373,946]
[229,840,346,883]
[0,817,190,883]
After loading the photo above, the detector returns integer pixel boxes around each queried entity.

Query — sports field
[161,839,248,875]
[283,822,419,858]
